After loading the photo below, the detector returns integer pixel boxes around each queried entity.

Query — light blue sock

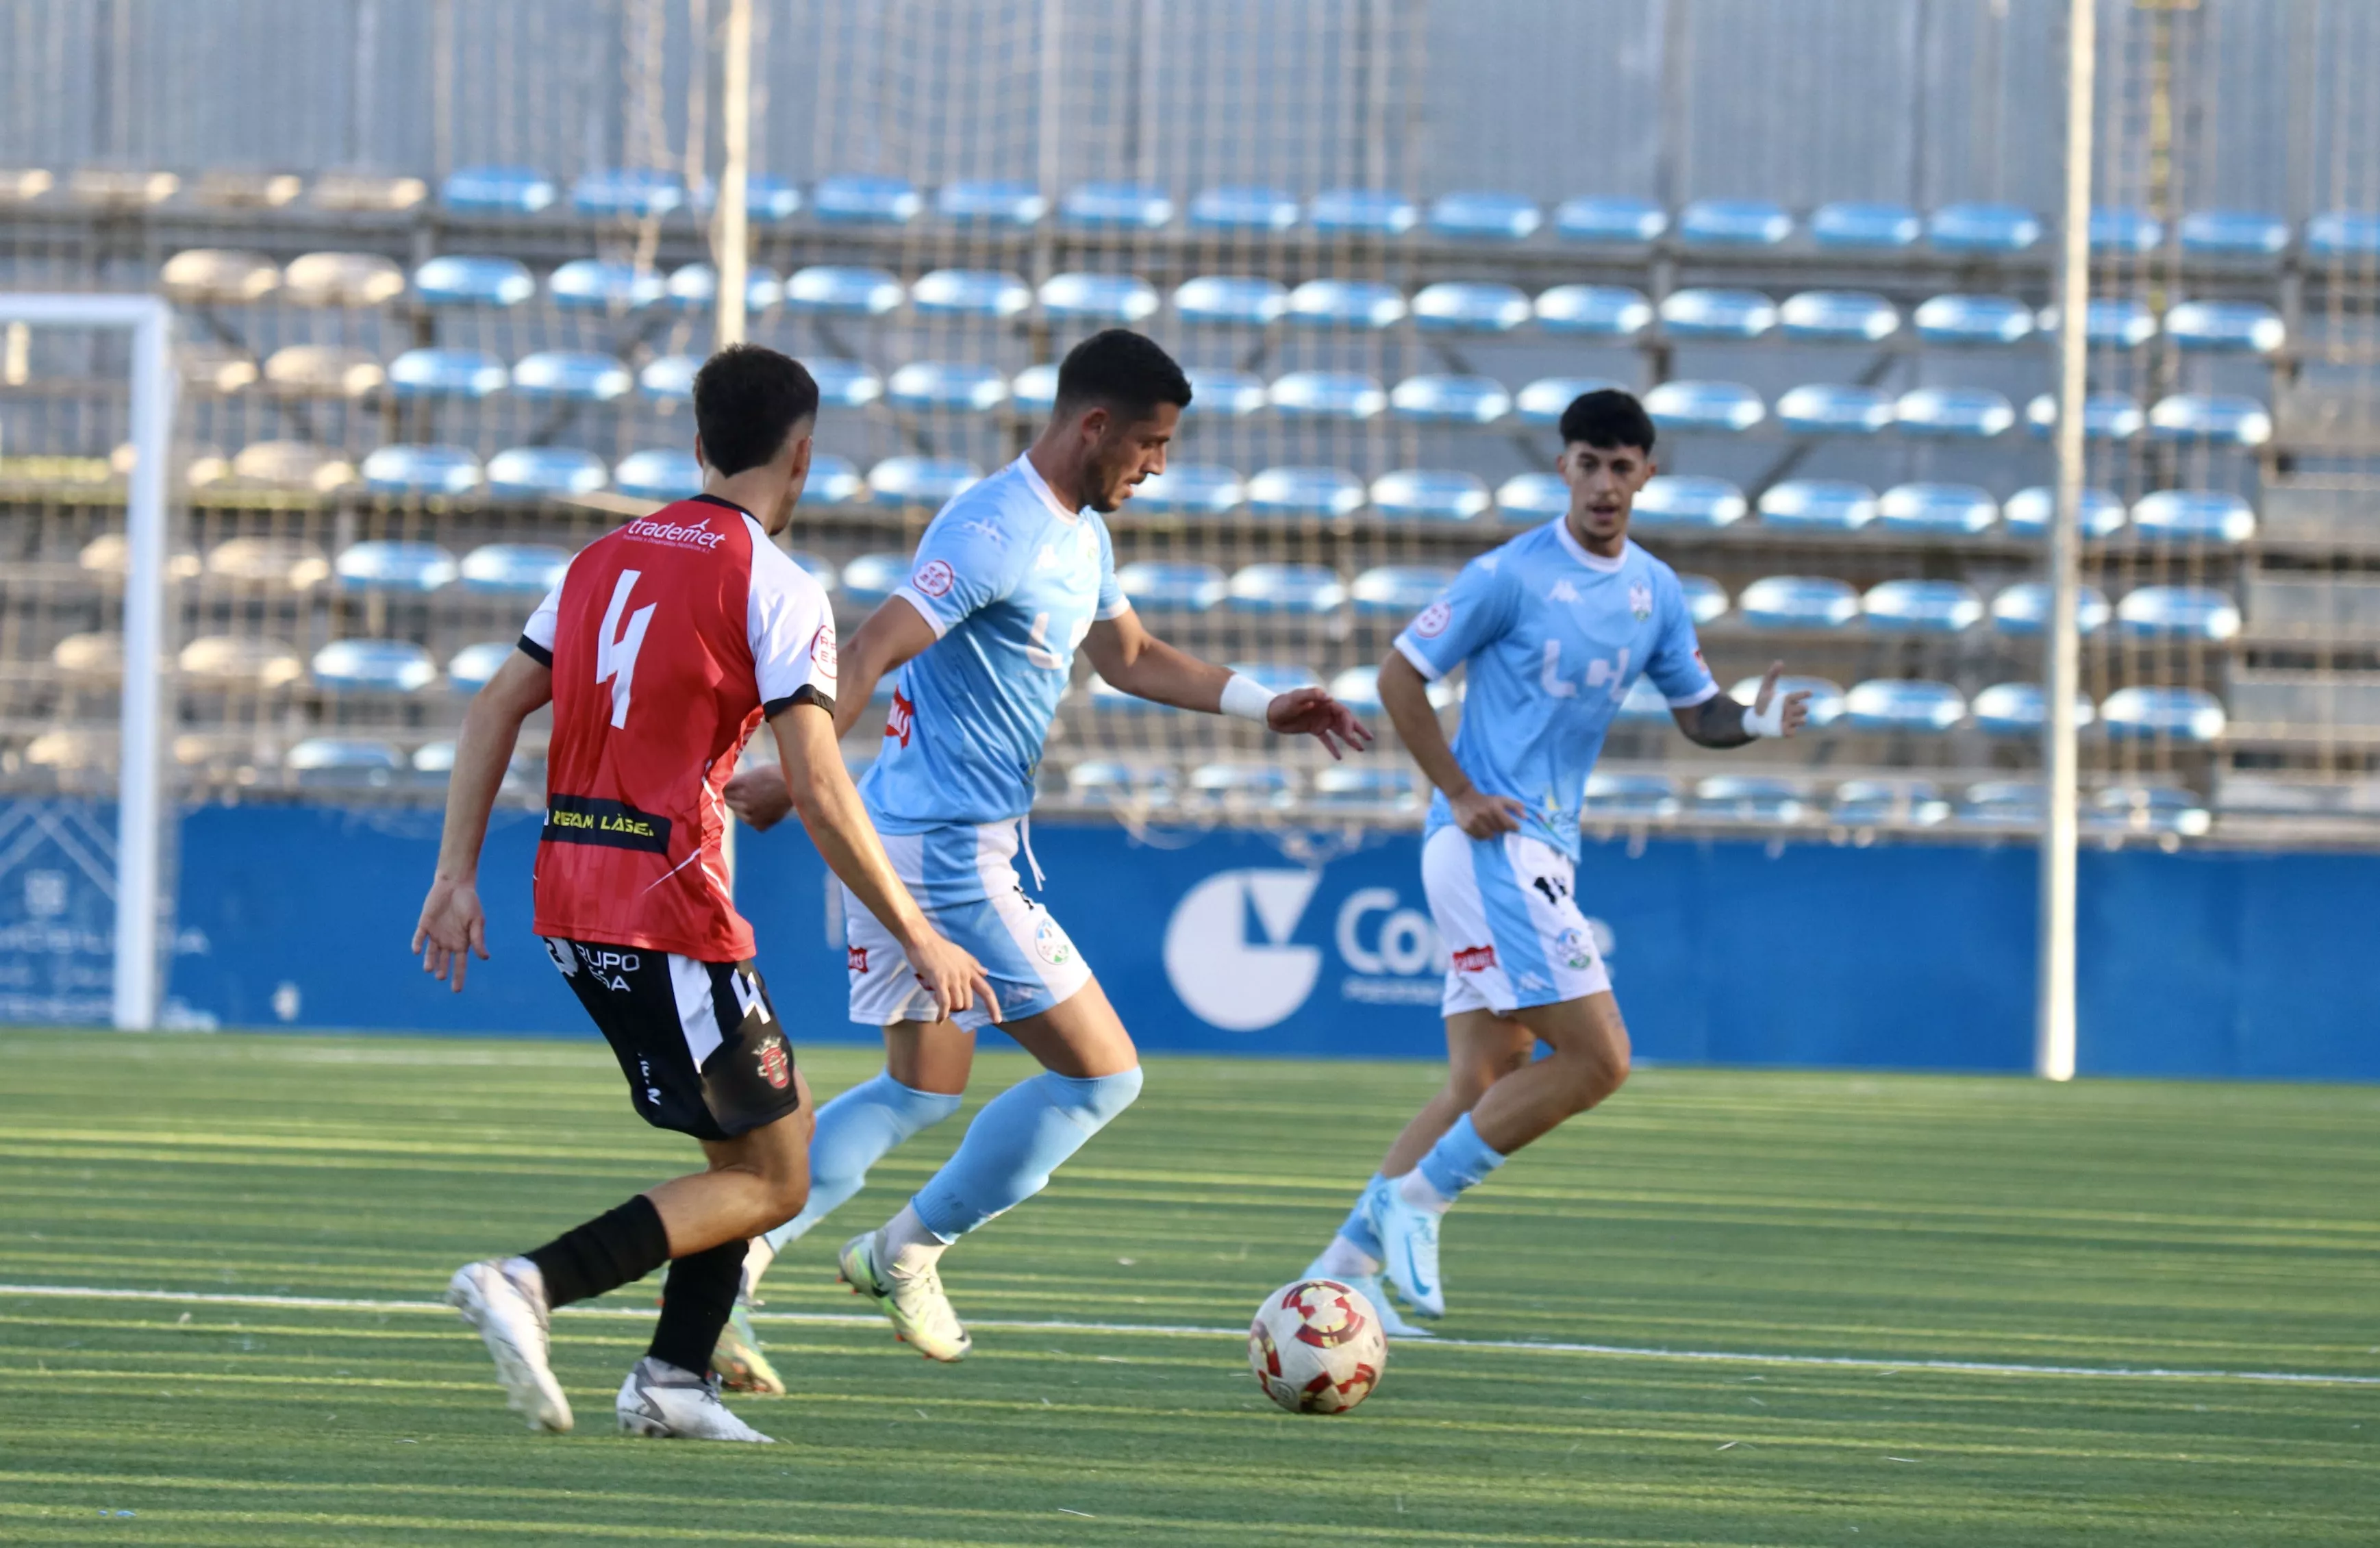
[1336,1173,1388,1258]
[762,1071,962,1253]
[910,1067,1144,1242]
[1415,1113,1507,1203]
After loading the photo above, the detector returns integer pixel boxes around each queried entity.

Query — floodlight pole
[2039,0,2094,1083]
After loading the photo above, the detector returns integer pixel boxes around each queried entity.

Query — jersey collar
[1013,453,1083,524]
[688,492,755,521]
[1551,516,1628,573]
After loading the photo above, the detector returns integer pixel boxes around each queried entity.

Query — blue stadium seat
[1990,582,2112,636]
[2101,686,2227,742]
[910,267,1030,318]
[2090,207,2163,252]
[2000,484,2127,537]
[1677,198,1791,245]
[1412,280,1531,331]
[787,550,839,591]
[1270,370,1385,419]
[1729,675,1846,727]
[2146,393,2271,445]
[1775,382,1894,434]
[2088,784,2212,838]
[1778,290,1899,340]
[806,455,863,505]
[1614,678,1675,724]
[441,165,555,214]
[1809,201,1920,249]
[1351,564,1456,614]
[1308,188,1416,236]
[1845,679,1966,733]
[1173,275,1289,326]
[736,175,803,221]
[887,360,1010,414]
[1644,379,1766,432]
[1008,364,1058,415]
[1313,766,1422,813]
[360,445,481,495]
[1429,190,1540,240]
[1390,373,1511,424]
[573,168,682,217]
[1863,579,1982,632]
[812,175,920,224]
[2164,299,2285,353]
[484,449,607,501]
[1066,759,1179,803]
[1829,779,1950,825]
[612,449,702,501]
[784,264,903,315]
[1738,575,1859,629]
[808,359,884,410]
[1371,470,1491,521]
[1757,479,1876,529]
[1496,473,1569,518]
[1118,561,1228,612]
[1181,367,1268,416]
[639,354,699,403]
[1694,774,1814,822]
[1553,195,1666,242]
[1679,574,1728,625]
[1287,278,1407,328]
[412,255,534,308]
[313,639,436,693]
[1533,284,1653,336]
[1927,202,2040,252]
[2115,586,2241,640]
[1878,482,1998,532]
[459,542,573,593]
[388,347,507,399]
[664,262,784,312]
[1229,564,1345,614]
[1659,287,1777,339]
[2131,489,2255,543]
[2179,208,2289,255]
[2306,210,2380,257]
[548,259,665,311]
[840,552,910,606]
[444,643,516,694]
[1584,772,1681,819]
[1245,466,1365,519]
[1913,293,2034,345]
[1128,464,1242,514]
[2022,391,2144,441]
[336,540,455,592]
[1040,271,1159,322]
[1896,386,2015,438]
[1972,685,2094,738]
[2066,297,2159,347]
[1062,182,1172,229]
[1633,475,1746,528]
[936,179,1045,225]
[1960,781,2045,825]
[1190,762,1299,812]
[1188,186,1299,232]
[512,350,631,402]
[868,457,981,508]
[1518,375,1629,423]
[286,738,405,786]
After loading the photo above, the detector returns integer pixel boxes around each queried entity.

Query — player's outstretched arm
[725,595,939,831]
[768,700,999,1024]
[1082,610,1374,758]
[1671,660,1812,748]
[412,650,553,992]
[1378,649,1523,838]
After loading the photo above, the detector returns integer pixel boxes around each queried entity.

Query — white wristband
[1219,672,1278,724]
[1738,695,1784,738]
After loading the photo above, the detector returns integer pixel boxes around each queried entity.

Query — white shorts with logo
[842,818,1092,1032]
[1421,825,1612,1017]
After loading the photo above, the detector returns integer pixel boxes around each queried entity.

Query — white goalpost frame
[0,293,178,1032]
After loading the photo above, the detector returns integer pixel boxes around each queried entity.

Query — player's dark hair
[1558,388,1657,453]
[692,344,819,476]
[1052,328,1193,421]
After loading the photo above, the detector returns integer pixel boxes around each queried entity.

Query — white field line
[3,1281,2377,1388]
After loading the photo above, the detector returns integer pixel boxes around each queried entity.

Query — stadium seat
[1896,387,2015,438]
[867,455,980,507]
[81,533,200,581]
[2089,784,2212,837]
[179,343,259,394]
[512,350,632,401]
[2023,391,2144,442]
[1496,473,1569,518]
[1778,290,1899,340]
[573,168,682,217]
[412,255,534,308]
[1694,774,1813,821]
[1775,383,1894,434]
[1913,293,2034,345]
[1351,564,1456,614]
[812,174,920,224]
[1062,182,1172,228]
[1863,579,1982,633]
[1633,475,1746,528]
[160,248,279,303]
[1644,380,1765,432]
[360,445,481,495]
[1270,369,1385,419]
[639,354,699,402]
[888,361,1010,413]
[788,549,840,590]
[1845,679,1966,732]
[2057,297,2159,347]
[1245,466,1366,519]
[69,168,177,208]
[179,634,303,688]
[1125,463,1242,514]
[840,552,910,606]
[1960,781,2044,826]
[1188,186,1299,232]
[2305,210,2380,257]
[807,359,884,409]
[50,632,122,677]
[1040,271,1159,322]
[2090,207,2164,252]
[1829,778,1950,825]
[2131,489,2256,543]
[1286,278,1407,329]
[549,259,666,311]
[1389,373,1511,424]
[286,738,405,787]
[910,267,1030,318]
[2101,686,2227,742]
[223,442,355,493]
[1312,765,1423,812]
[1190,762,1299,812]
[612,449,703,501]
[936,179,1045,225]
[1677,197,1791,245]
[735,175,803,221]
[1990,582,2112,636]
[2000,484,2127,537]
[1307,188,1416,236]
[460,542,573,593]
[2179,208,2289,255]
[1412,280,1531,331]
[1429,190,1540,240]
[444,642,516,693]
[1533,284,1653,336]
[1118,561,1228,612]
[806,455,863,505]
[262,345,383,397]
[664,262,785,312]
[785,264,903,315]
[1878,481,1997,532]
[1659,288,1777,339]
[1553,195,1666,242]
[2147,393,2272,445]
[1181,367,1268,416]
[1583,772,1681,819]
[441,165,555,214]
[1972,684,2094,737]
[1370,470,1491,521]
[1066,760,1179,805]
[1173,275,1290,326]
[313,639,436,693]
[1738,575,1859,629]
[1228,564,1346,614]
[1757,479,1876,529]
[1010,364,1058,414]
[1927,201,2041,251]
[2115,586,2241,640]
[205,536,331,589]
[1680,574,1728,624]
[486,449,606,500]
[1809,201,1921,248]
[388,347,508,399]
[335,540,456,593]
[1516,375,1627,423]
[1730,675,1846,727]
[2164,299,2285,353]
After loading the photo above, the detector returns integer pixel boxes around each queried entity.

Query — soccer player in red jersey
[410,345,994,1441]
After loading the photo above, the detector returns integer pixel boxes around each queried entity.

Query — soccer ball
[1247,1277,1388,1414]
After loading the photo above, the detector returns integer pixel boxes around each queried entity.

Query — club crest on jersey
[1452,944,1496,973]
[1629,582,1653,619]
[913,558,955,598]
[1034,915,1074,966]
[847,945,869,975]
[1555,927,1596,971]
[1413,600,1452,639]
[811,623,838,678]
[884,688,915,748]
[755,1035,790,1090]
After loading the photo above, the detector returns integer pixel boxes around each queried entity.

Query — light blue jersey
[1394,521,1718,861]
[860,454,1128,832]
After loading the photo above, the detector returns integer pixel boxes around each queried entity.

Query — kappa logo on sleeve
[811,623,838,678]
[913,558,955,598]
[1412,600,1453,639]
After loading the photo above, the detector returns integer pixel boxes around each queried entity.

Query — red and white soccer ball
[1247,1277,1388,1414]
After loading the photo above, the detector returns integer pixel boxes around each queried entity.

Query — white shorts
[1422,825,1612,1017]
[843,819,1092,1032]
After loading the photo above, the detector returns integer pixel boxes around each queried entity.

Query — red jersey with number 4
[519,493,836,960]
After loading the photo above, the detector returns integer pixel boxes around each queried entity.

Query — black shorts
[542,937,801,1143]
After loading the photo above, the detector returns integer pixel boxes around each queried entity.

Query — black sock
[525,1195,670,1308]
[647,1237,748,1376]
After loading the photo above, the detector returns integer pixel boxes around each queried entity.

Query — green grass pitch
[0,1029,2374,1545]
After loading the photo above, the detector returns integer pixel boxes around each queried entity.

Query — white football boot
[838,1230,972,1362]
[445,1258,573,1432]
[615,1357,775,1442]
[1299,1262,1434,1339]
[1368,1185,1447,1319]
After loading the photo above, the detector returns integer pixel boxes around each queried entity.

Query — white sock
[1394,1169,1456,1216]
[1312,1234,1382,1279]
[741,1235,777,1300]
[881,1201,950,1274]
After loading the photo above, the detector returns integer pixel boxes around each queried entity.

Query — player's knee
[1569,1044,1628,1110]
[1062,1063,1142,1128]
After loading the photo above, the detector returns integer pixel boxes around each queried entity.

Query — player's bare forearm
[435,652,552,882]
[1673,693,1754,749]
[1083,610,1230,710]
[1379,651,1470,798]
[829,595,938,739]
[769,703,931,946]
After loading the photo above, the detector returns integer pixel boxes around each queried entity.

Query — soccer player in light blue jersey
[1302,390,1811,1332]
[717,330,1370,1372]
